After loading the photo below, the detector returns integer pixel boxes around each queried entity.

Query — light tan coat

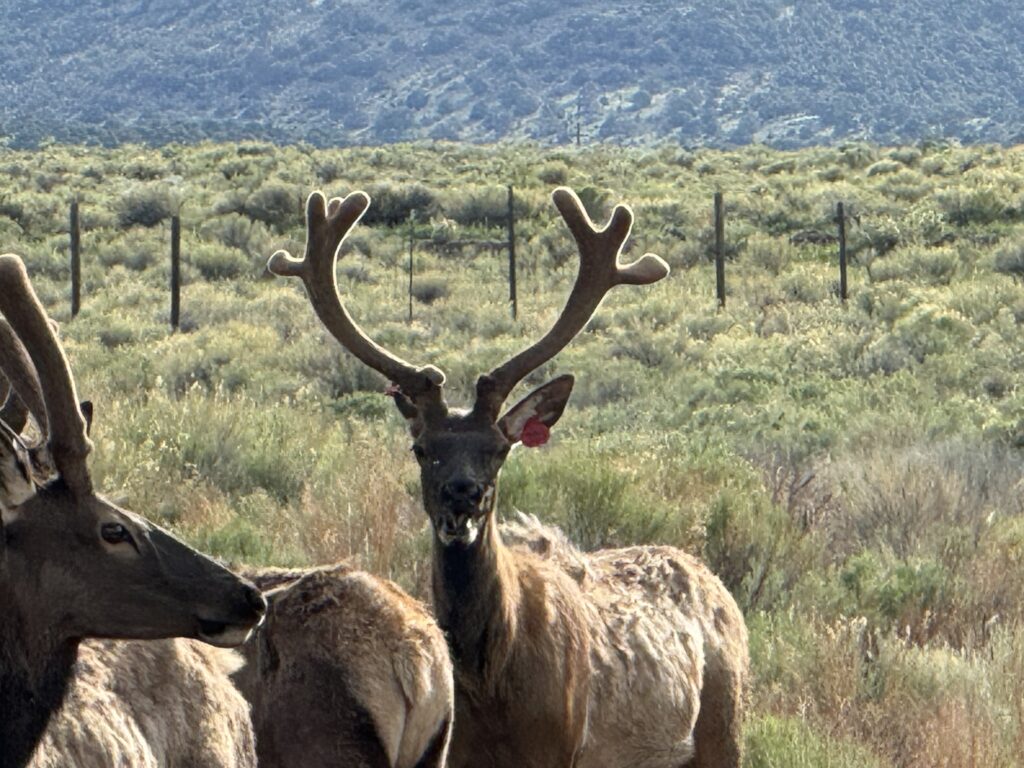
[28,640,255,768]
[492,514,750,768]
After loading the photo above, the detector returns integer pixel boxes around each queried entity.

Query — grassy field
[3,138,1024,766]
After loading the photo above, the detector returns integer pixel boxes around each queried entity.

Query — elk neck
[0,593,80,768]
[432,508,521,680]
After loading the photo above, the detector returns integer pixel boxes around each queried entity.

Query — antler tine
[475,187,669,418]
[269,191,447,417]
[0,316,47,434]
[0,254,92,494]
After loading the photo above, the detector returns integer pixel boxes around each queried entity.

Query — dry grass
[8,139,1024,766]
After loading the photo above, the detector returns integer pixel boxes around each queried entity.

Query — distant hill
[4,0,1024,148]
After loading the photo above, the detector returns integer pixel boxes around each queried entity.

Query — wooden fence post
[407,210,415,323]
[714,192,725,308]
[507,185,518,320]
[69,201,81,317]
[170,215,181,329]
[836,202,848,302]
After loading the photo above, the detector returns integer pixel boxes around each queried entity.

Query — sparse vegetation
[5,1,1024,149]
[4,139,1024,767]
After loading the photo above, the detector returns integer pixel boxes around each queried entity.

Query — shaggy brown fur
[233,564,453,768]
[27,640,255,768]
[504,514,749,768]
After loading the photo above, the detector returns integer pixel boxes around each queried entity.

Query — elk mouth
[196,616,260,647]
[436,510,482,547]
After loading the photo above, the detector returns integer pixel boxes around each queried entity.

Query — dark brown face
[401,375,575,548]
[412,415,511,546]
[0,476,266,648]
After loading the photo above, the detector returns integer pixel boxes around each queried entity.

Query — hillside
[4,0,1024,148]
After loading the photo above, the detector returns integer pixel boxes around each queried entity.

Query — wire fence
[64,191,856,327]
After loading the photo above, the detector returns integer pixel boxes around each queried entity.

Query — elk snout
[442,478,484,507]
[243,584,268,618]
[196,582,267,648]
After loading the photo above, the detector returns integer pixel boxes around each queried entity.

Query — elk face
[401,376,574,547]
[0,253,265,649]
[0,473,265,647]
[409,414,508,546]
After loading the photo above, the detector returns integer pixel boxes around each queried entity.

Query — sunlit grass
[4,138,1024,766]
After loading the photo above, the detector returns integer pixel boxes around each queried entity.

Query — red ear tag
[520,416,550,448]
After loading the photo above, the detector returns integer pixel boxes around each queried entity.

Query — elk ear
[498,374,574,444]
[0,424,35,513]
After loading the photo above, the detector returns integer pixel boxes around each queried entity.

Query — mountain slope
[3,0,1024,148]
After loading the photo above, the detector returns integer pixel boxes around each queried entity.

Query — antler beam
[0,317,46,433]
[268,192,447,419]
[0,254,92,494]
[474,187,669,419]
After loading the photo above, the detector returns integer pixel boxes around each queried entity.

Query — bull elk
[0,254,267,768]
[271,188,749,767]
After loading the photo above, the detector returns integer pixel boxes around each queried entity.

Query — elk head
[270,189,668,547]
[0,254,266,647]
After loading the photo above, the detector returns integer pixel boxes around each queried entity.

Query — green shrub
[869,246,958,286]
[704,484,817,612]
[937,187,1007,226]
[96,232,160,271]
[762,159,797,175]
[888,147,922,166]
[536,162,569,186]
[362,183,436,226]
[411,276,449,304]
[444,187,527,228]
[498,447,696,552]
[993,238,1024,277]
[243,183,301,231]
[116,184,174,228]
[867,160,903,177]
[745,233,790,275]
[189,242,252,280]
[838,142,878,170]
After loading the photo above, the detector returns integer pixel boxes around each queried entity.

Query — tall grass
[5,138,1024,765]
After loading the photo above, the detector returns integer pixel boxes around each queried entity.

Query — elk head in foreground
[268,188,667,547]
[0,254,267,767]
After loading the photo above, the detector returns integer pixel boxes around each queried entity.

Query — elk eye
[101,522,133,545]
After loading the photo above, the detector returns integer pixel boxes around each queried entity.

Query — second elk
[232,563,453,768]
[270,188,750,768]
[0,254,266,768]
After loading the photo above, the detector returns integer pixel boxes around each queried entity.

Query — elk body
[232,564,453,768]
[270,189,749,767]
[0,254,267,768]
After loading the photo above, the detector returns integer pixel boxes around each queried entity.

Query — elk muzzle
[436,479,492,546]
[195,582,267,647]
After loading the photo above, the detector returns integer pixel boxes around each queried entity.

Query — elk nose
[442,478,484,505]
[243,585,267,617]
